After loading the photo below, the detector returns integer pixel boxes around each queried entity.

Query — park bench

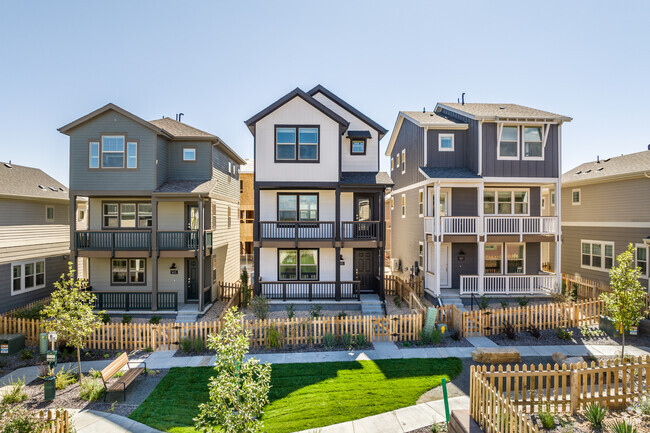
[100,352,146,401]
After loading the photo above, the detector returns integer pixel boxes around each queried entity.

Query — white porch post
[555,181,562,291]
[477,183,484,296]
[434,183,441,296]
[478,242,485,296]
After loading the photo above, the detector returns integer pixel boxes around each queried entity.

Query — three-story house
[386,102,571,303]
[59,104,245,315]
[245,86,392,302]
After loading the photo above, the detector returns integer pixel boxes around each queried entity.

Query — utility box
[39,333,48,354]
[0,334,25,356]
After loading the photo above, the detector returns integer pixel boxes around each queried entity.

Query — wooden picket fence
[4,296,51,318]
[473,356,650,418]
[3,409,69,433]
[388,275,426,316]
[218,281,242,301]
[458,299,602,337]
[385,275,424,298]
[563,272,650,316]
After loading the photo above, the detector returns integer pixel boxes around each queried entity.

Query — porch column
[335,187,341,299]
[555,180,562,289]
[379,189,386,300]
[198,196,205,311]
[69,194,77,272]
[253,185,260,295]
[434,183,441,296]
[477,183,484,239]
[477,183,485,296]
[151,197,159,310]
[434,241,441,296]
[478,241,485,296]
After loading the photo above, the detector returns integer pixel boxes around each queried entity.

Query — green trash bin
[43,376,56,401]
[40,333,49,355]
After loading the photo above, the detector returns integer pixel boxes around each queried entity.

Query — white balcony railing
[460,274,558,296]
[484,216,557,235]
[441,216,479,235]
[424,217,435,234]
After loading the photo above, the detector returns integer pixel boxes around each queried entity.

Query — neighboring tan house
[245,85,392,301]
[0,162,82,312]
[386,103,571,303]
[240,159,254,265]
[560,148,650,290]
[59,104,245,315]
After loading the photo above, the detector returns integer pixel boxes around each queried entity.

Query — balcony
[157,231,199,251]
[441,216,479,235]
[259,281,360,300]
[93,291,178,310]
[460,274,557,296]
[484,216,557,236]
[342,221,380,241]
[259,221,335,241]
[76,231,151,252]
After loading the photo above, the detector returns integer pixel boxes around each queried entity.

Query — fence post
[570,369,579,414]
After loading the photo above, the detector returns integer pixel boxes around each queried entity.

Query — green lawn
[129,358,462,433]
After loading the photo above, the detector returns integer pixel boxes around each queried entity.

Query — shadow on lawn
[372,357,463,380]
[268,361,364,401]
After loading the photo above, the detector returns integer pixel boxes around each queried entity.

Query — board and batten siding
[450,187,478,216]
[254,96,339,183]
[436,108,479,173]
[481,123,559,178]
[389,187,424,278]
[426,129,468,169]
[0,256,67,313]
[168,141,212,181]
[211,146,240,200]
[389,118,425,190]
[156,136,169,188]
[68,110,158,191]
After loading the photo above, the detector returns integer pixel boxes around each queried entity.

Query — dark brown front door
[186,259,198,301]
[354,249,376,293]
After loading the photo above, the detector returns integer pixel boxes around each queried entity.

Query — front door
[354,249,376,293]
[354,195,375,238]
[186,259,198,301]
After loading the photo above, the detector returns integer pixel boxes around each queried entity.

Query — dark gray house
[386,103,571,303]
[59,104,245,316]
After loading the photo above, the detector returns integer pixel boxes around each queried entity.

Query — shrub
[144,346,153,353]
[180,337,193,352]
[55,366,78,390]
[585,402,607,429]
[570,283,578,302]
[417,331,433,346]
[149,315,161,325]
[99,312,111,324]
[528,324,541,339]
[430,422,447,433]
[19,349,33,360]
[503,321,516,340]
[608,420,637,433]
[285,304,295,319]
[450,329,461,341]
[114,370,124,378]
[1,377,28,404]
[538,411,555,430]
[556,327,573,340]
[121,314,132,324]
[0,405,48,433]
[265,326,282,349]
[431,328,443,346]
[354,334,367,348]
[517,297,529,307]
[500,301,509,308]
[240,267,251,307]
[79,377,105,401]
[309,305,323,318]
[580,324,605,338]
[635,394,650,415]
[340,333,352,348]
[478,295,489,310]
[194,338,205,352]
[323,333,336,349]
[251,296,269,320]
[394,295,403,308]
[337,311,347,319]
[88,369,102,379]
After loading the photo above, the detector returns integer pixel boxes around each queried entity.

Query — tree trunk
[621,329,625,360]
[77,346,82,382]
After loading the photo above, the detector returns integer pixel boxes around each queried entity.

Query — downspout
[477,121,483,176]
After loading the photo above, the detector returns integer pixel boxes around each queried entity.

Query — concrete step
[449,409,482,433]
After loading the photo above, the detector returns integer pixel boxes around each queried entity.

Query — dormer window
[183,147,196,161]
[275,126,319,162]
[350,139,366,155]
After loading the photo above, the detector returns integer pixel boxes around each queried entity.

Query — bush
[500,301,509,308]
[431,328,443,346]
[180,338,193,352]
[580,324,605,338]
[1,377,28,404]
[635,395,650,415]
[309,305,323,318]
[430,422,447,433]
[503,321,516,340]
[517,297,529,307]
[251,296,269,320]
[19,349,33,360]
[79,377,105,401]
[417,331,433,346]
[88,369,102,379]
[144,346,153,353]
[149,315,161,325]
[337,311,347,319]
[55,366,78,390]
[323,333,336,349]
[340,333,352,348]
[528,324,541,339]
[99,312,111,324]
[121,314,132,324]
[0,405,48,433]
[194,338,205,352]
[450,329,461,341]
[285,304,295,319]
[585,402,607,429]
[240,267,251,308]
[354,334,367,348]
[538,411,555,430]
[608,420,637,433]
[394,295,403,308]
[556,327,573,340]
[265,326,282,349]
[478,295,489,310]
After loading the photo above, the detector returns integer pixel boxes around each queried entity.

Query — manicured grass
[129,358,462,433]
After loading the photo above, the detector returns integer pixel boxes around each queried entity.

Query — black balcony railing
[157,231,199,250]
[259,221,335,241]
[342,221,380,240]
[92,291,178,311]
[76,231,151,251]
[259,281,360,301]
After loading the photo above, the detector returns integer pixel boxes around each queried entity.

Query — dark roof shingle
[154,179,217,194]
[419,167,482,179]
[340,171,393,186]
[562,150,650,184]
[0,162,68,200]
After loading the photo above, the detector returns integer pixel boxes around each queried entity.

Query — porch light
[170,263,177,270]
[339,255,345,266]
[458,250,466,261]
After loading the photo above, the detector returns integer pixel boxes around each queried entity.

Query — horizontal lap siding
[211,198,240,287]
[211,147,240,199]
[0,199,68,226]
[0,256,66,313]
[168,141,212,180]
[390,188,423,279]
[156,137,169,187]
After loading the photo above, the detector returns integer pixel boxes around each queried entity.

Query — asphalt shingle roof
[154,179,217,194]
[562,150,650,184]
[346,130,372,138]
[0,162,68,200]
[401,111,468,127]
[340,171,393,186]
[419,166,482,179]
[149,118,216,139]
[438,103,571,122]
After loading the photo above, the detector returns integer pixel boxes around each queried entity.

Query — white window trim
[497,125,520,161]
[541,197,546,210]
[89,141,100,168]
[438,134,455,152]
[126,141,138,168]
[11,259,46,295]
[635,244,649,278]
[581,240,614,272]
[418,189,424,217]
[101,135,126,169]
[396,154,400,168]
[401,149,406,174]
[572,188,581,205]
[418,242,424,269]
[390,157,394,171]
[401,194,406,218]
[45,205,55,222]
[483,188,531,216]
[551,192,555,206]
[505,242,526,275]
[521,126,544,161]
[183,147,196,161]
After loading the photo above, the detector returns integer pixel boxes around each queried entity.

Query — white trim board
[562,221,650,228]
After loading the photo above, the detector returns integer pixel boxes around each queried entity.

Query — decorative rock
[562,356,585,366]
[471,347,521,363]
[552,352,567,364]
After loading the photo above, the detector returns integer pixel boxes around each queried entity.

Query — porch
[423,216,558,237]
[259,280,361,301]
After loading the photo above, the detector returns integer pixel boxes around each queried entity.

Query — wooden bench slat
[107,368,144,391]
[101,353,129,382]
[100,353,145,401]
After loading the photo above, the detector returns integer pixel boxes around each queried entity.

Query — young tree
[194,307,271,433]
[41,263,103,381]
[240,267,251,308]
[601,244,647,359]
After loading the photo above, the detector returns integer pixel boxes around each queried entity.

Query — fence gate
[372,316,391,341]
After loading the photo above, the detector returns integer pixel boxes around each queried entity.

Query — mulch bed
[489,326,650,347]
[397,337,473,348]
[531,409,650,433]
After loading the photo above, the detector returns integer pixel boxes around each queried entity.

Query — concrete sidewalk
[69,409,163,433]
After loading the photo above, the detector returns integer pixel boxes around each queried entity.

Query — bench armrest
[127,360,147,371]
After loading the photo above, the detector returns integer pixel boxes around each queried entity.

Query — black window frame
[277,193,319,221]
[110,258,147,286]
[274,125,320,163]
[350,138,367,155]
[277,248,320,281]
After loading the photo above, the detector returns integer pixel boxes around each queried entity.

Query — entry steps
[438,290,466,311]
[360,294,384,316]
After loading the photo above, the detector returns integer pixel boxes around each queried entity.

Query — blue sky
[1,1,649,185]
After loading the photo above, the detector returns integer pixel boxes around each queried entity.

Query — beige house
[239,159,254,261]
[560,148,650,290]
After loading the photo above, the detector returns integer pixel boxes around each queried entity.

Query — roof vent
[499,106,506,110]
[38,185,45,189]
[597,167,604,171]
[59,187,65,192]
[585,169,592,173]
[603,158,611,162]
[576,170,582,175]
[48,186,57,191]
[3,163,11,168]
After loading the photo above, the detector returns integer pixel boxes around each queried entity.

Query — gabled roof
[419,166,482,180]
[0,162,69,201]
[307,85,388,139]
[58,103,170,137]
[340,171,393,186]
[562,149,650,185]
[436,103,572,122]
[149,118,216,140]
[244,87,349,134]
[346,130,372,139]
[384,111,468,156]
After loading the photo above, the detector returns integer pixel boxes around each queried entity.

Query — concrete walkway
[69,409,163,433]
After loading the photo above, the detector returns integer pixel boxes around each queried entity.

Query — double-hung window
[523,127,543,159]
[581,240,614,271]
[572,189,581,205]
[484,190,529,215]
[103,202,152,228]
[275,126,319,161]
[636,245,648,277]
[138,203,152,227]
[279,249,318,281]
[111,258,146,285]
[401,150,406,174]
[11,259,45,295]
[498,126,518,159]
[483,243,524,274]
[89,142,100,168]
[505,243,525,274]
[102,135,125,168]
[418,189,424,217]
[278,194,318,221]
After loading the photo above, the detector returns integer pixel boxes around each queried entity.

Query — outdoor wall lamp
[170,263,177,270]
[339,254,345,266]
[458,250,466,261]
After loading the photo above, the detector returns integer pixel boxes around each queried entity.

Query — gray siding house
[0,163,79,312]
[59,104,245,315]
[386,103,571,302]
[559,149,650,291]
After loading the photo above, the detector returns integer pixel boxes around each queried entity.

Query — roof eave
[58,103,170,137]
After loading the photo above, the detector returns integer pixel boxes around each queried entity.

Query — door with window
[354,249,377,293]
[186,205,199,249]
[354,195,375,239]
[427,189,448,217]
[186,259,198,301]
